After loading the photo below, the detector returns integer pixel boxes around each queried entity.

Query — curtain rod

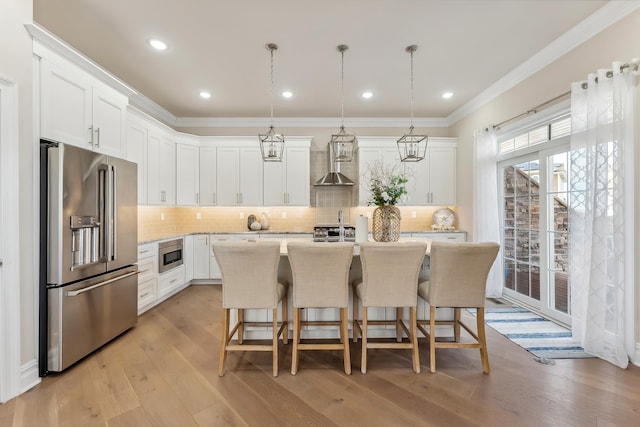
[491,59,638,131]
[492,90,570,130]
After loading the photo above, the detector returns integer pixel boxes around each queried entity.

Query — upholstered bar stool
[212,240,288,377]
[287,241,354,375]
[353,241,427,374]
[417,241,499,374]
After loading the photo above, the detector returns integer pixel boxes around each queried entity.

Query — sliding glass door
[499,146,571,325]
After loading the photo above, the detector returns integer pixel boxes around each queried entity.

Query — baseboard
[21,359,41,394]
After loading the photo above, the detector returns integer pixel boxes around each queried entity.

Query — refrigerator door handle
[108,164,117,261]
[98,164,109,262]
[64,270,139,297]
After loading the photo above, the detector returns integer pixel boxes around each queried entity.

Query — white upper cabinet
[176,141,200,206]
[357,137,456,206]
[40,57,127,158]
[405,138,457,206]
[263,139,311,206]
[147,127,175,205]
[216,143,263,206]
[199,146,217,206]
[126,118,148,204]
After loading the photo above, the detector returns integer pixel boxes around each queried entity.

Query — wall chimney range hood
[314,143,354,186]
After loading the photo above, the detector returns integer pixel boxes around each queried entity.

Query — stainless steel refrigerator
[39,140,138,374]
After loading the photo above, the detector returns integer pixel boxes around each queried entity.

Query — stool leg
[410,306,420,374]
[219,308,230,376]
[429,305,437,373]
[341,307,351,375]
[237,309,244,344]
[361,306,368,374]
[291,308,300,375]
[454,308,461,343]
[477,307,491,374]
[281,293,289,345]
[272,308,279,377]
[352,288,359,343]
[396,307,403,343]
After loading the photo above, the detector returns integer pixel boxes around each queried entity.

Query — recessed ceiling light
[149,39,168,51]
[282,91,293,98]
[361,91,373,99]
[442,91,453,99]
[199,91,211,99]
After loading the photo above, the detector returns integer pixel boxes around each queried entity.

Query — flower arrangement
[365,160,409,206]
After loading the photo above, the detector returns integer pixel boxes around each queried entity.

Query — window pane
[550,117,571,139]
[529,126,548,145]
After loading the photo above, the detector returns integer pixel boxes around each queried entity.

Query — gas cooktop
[313,225,356,242]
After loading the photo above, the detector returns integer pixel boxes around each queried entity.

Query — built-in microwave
[158,238,183,273]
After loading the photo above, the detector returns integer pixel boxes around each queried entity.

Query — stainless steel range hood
[314,143,354,186]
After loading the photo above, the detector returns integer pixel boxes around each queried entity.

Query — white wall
[449,9,640,364]
[0,0,38,391]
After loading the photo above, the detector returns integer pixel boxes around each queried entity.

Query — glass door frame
[497,138,571,326]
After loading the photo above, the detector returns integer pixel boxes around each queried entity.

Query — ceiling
[33,0,609,123]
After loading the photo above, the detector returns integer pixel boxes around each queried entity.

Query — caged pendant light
[259,43,284,162]
[330,44,356,163]
[397,45,428,162]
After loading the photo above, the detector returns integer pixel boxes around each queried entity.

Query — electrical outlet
[239,212,244,219]
[160,212,165,221]
[196,212,202,220]
[281,212,287,219]
[411,211,417,219]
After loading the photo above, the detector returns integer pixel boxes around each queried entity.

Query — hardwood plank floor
[2,285,640,427]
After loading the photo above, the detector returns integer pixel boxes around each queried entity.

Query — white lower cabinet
[193,234,211,279]
[209,234,235,279]
[157,265,186,298]
[137,243,158,314]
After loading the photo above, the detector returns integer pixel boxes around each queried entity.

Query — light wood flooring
[2,285,640,427]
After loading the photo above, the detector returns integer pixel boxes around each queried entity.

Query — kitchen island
[231,239,455,340]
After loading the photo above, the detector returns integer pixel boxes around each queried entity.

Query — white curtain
[473,128,503,298]
[569,63,635,369]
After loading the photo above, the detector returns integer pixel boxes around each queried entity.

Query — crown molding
[129,93,178,128]
[25,23,137,98]
[174,116,447,128]
[446,0,640,126]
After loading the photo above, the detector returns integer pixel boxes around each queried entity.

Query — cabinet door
[428,147,456,205]
[91,85,127,157]
[184,235,194,282]
[199,147,217,205]
[146,131,162,205]
[176,144,200,206]
[40,59,92,148]
[239,147,263,205]
[358,147,383,205]
[263,158,285,205]
[215,147,240,205]
[126,121,147,204]
[159,136,176,205]
[405,160,429,206]
[210,234,234,279]
[284,146,310,206]
[193,235,211,279]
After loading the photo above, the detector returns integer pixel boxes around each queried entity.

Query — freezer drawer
[47,267,139,372]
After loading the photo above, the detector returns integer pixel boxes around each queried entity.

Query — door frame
[0,77,22,402]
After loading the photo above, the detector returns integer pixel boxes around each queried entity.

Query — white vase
[260,212,270,230]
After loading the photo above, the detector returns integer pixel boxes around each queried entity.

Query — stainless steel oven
[158,238,184,273]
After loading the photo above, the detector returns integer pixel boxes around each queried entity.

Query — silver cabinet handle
[88,126,94,146]
[0,259,3,267]
[95,127,101,148]
[196,192,199,204]
[65,270,140,297]
[161,190,166,202]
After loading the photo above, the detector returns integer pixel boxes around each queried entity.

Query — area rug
[467,307,594,360]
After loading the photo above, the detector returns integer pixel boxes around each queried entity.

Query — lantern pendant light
[259,43,284,162]
[330,44,356,163]
[397,45,428,162]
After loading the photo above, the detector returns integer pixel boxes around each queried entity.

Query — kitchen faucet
[338,209,345,242]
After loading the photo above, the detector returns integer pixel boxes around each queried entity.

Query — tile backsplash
[138,205,456,242]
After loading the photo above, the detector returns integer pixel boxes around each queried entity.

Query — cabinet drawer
[138,242,157,260]
[137,257,157,283]
[157,266,185,297]
[138,278,157,310]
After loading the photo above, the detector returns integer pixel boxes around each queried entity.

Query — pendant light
[397,45,428,162]
[259,43,284,162]
[330,44,356,162]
